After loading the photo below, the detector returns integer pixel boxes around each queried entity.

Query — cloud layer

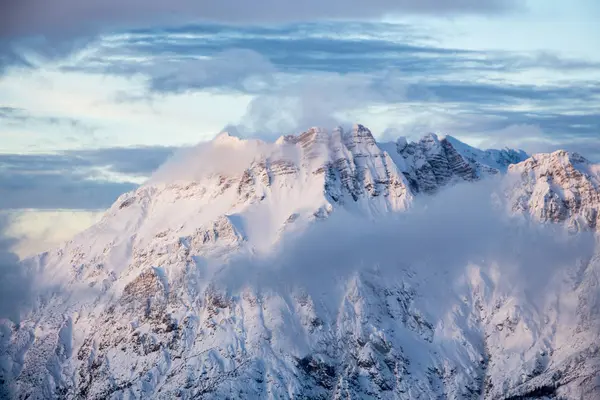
[0,146,175,209]
[48,23,598,157]
[1,0,516,40]
[0,214,31,322]
[212,180,596,312]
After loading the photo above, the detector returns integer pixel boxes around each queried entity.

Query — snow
[2,126,599,399]
[444,135,529,173]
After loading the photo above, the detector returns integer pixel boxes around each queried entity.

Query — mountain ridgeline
[2,125,600,399]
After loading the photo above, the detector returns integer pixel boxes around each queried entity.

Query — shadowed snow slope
[2,126,600,399]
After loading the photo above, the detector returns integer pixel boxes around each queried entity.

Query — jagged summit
[212,131,243,146]
[507,149,600,231]
[130,126,530,250]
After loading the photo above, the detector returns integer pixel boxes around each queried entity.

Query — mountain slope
[1,126,599,400]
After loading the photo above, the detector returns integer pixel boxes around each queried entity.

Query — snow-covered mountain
[1,125,599,399]
[506,150,600,232]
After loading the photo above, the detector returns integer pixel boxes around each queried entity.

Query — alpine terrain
[1,125,599,399]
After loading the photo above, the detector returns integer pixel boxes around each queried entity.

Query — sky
[0,0,599,258]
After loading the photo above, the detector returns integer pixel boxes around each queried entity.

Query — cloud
[474,123,548,149]
[0,175,136,210]
[0,34,95,74]
[0,106,96,133]
[432,109,600,161]
[1,1,516,41]
[212,60,600,142]
[0,146,176,209]
[66,146,179,175]
[461,108,600,136]
[146,49,276,94]
[211,180,596,311]
[0,145,176,291]
[66,26,595,142]
[0,41,32,74]
[466,123,599,160]
[64,24,600,80]
[0,213,31,323]
[2,23,598,163]
[148,134,299,184]
[510,51,600,71]
[5,210,103,258]
[234,71,398,136]
[407,81,600,105]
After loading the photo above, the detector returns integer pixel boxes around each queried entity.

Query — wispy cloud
[147,49,277,94]
[0,106,97,133]
[1,21,599,160]
[0,146,176,209]
[64,23,600,78]
[43,23,598,151]
[1,0,516,40]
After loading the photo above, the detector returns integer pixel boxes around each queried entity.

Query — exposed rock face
[506,150,600,232]
[2,126,599,400]
[391,133,528,194]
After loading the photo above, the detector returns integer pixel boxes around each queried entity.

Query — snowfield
[1,125,599,399]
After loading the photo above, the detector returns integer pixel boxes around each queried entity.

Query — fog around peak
[147,135,301,185]
[211,179,596,311]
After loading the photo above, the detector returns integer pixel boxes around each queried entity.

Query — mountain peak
[508,149,600,231]
[351,123,370,133]
[422,132,441,141]
[7,124,600,399]
[213,131,244,146]
[533,149,589,164]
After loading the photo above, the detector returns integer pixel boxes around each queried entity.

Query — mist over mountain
[1,125,599,399]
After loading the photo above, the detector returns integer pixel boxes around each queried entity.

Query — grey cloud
[404,81,600,105]
[0,106,97,133]
[64,29,598,141]
[66,146,179,175]
[442,107,600,153]
[0,146,177,176]
[147,49,277,94]
[105,45,597,158]
[237,72,394,136]
[0,42,32,74]
[474,109,600,137]
[2,21,599,162]
[0,146,177,209]
[1,0,516,41]
[509,51,600,71]
[0,34,96,74]
[218,60,600,145]
[481,129,600,163]
[0,173,137,210]
[65,24,600,79]
[0,214,31,323]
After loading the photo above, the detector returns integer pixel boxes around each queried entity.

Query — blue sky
[1,0,599,257]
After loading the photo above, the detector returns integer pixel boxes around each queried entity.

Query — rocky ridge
[507,150,600,232]
[1,125,599,399]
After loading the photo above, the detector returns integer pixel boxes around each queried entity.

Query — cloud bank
[0,146,176,209]
[148,134,299,184]
[2,21,598,159]
[212,180,596,309]
[1,0,516,40]
[0,214,32,323]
